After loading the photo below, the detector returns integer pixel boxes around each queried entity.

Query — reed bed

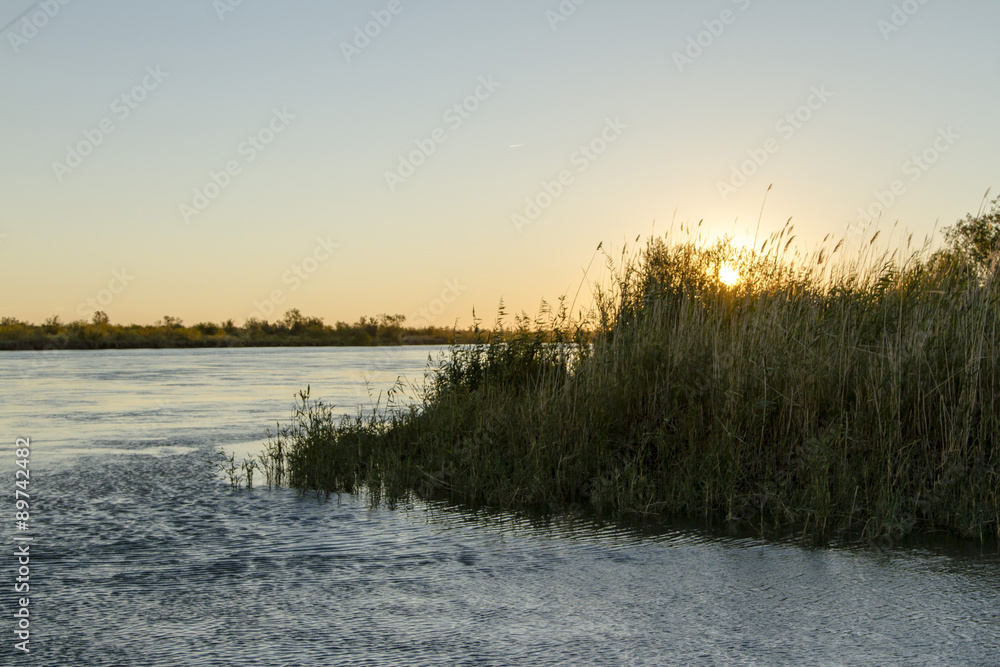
[262,207,1000,542]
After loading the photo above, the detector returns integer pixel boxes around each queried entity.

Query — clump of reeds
[217,449,260,489]
[264,198,1000,543]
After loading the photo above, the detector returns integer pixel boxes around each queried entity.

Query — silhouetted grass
[264,216,1000,543]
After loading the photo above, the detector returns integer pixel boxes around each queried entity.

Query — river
[1,347,998,666]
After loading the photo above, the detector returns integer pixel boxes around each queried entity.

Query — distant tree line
[0,309,477,351]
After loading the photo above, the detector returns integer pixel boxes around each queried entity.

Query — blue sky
[2,0,998,326]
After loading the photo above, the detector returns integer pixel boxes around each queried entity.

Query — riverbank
[263,203,1000,542]
[0,312,476,350]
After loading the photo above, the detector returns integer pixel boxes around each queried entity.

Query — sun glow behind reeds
[718,261,740,286]
[263,194,1000,543]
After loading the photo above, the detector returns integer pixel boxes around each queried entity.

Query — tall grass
[263,222,1000,542]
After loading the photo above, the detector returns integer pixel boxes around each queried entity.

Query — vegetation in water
[218,448,260,490]
[268,195,1000,542]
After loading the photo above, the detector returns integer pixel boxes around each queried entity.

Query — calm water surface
[1,347,999,666]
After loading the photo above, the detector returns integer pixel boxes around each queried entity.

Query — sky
[1,0,998,327]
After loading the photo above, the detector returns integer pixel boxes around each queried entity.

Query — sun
[719,262,740,286]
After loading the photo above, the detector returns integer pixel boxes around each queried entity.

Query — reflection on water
[2,347,999,666]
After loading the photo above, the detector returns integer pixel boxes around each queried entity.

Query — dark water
[2,347,999,666]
